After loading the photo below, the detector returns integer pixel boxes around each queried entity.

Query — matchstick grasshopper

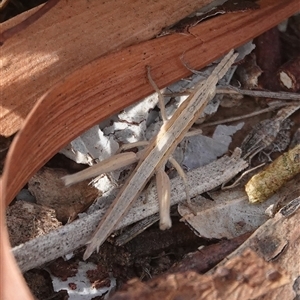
[62,50,238,259]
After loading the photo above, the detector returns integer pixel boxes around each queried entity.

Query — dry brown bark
[278,54,300,91]
[0,1,298,137]
[168,232,252,274]
[209,196,300,300]
[0,0,214,137]
[108,249,289,300]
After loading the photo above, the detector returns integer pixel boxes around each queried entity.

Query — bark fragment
[109,249,289,300]
[277,55,300,92]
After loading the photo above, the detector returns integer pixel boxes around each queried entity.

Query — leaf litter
[5,15,300,299]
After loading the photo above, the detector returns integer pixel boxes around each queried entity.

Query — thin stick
[13,150,248,272]
[164,87,300,101]
[222,163,265,190]
[200,103,287,128]
[218,85,300,101]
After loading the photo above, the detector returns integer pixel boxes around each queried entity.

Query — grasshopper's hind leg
[156,166,172,230]
[62,152,139,186]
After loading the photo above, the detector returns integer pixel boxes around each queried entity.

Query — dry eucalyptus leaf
[28,167,99,223]
[179,173,300,240]
[178,188,271,239]
[6,201,62,247]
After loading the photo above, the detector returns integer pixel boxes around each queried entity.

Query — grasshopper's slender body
[76,50,238,260]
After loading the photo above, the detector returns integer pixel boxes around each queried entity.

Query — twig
[13,150,248,272]
[222,163,265,190]
[218,85,300,101]
[200,103,288,128]
[164,87,300,101]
